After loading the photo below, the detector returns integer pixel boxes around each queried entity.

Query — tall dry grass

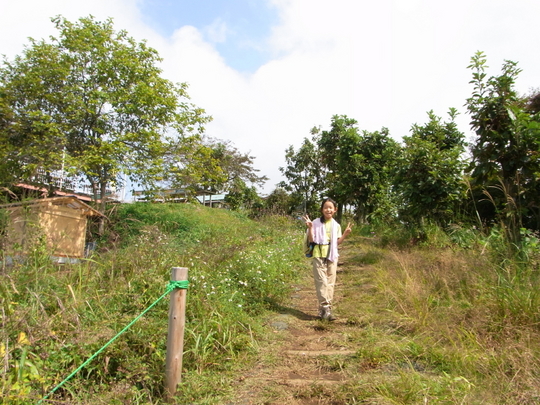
[340,224,540,403]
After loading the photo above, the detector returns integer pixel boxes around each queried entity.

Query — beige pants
[312,257,337,308]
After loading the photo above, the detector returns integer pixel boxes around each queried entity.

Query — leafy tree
[263,187,292,216]
[317,115,399,223]
[163,136,227,198]
[467,52,525,185]
[345,127,400,223]
[165,137,268,201]
[0,16,210,221]
[205,139,268,192]
[0,91,20,188]
[0,59,67,196]
[279,132,325,215]
[224,178,263,211]
[317,115,357,215]
[394,110,466,226]
[466,52,540,234]
[165,137,268,204]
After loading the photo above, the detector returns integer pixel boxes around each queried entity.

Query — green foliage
[224,178,263,212]
[318,116,400,223]
[278,52,540,239]
[394,110,467,226]
[279,135,326,216]
[0,16,210,212]
[467,52,525,184]
[345,127,400,223]
[1,203,305,404]
[282,116,400,223]
[317,115,360,211]
[262,187,293,216]
[466,51,540,235]
[167,137,268,198]
[205,139,268,192]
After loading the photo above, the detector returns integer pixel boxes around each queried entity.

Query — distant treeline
[278,51,540,243]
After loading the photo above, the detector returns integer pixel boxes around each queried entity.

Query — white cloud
[0,0,147,58]
[203,18,229,44]
[1,0,540,195]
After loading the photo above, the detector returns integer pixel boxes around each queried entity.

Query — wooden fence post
[165,267,188,398]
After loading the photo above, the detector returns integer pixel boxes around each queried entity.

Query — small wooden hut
[1,196,104,260]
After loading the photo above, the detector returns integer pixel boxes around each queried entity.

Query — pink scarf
[310,218,340,263]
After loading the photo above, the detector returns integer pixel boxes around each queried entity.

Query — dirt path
[229,242,372,405]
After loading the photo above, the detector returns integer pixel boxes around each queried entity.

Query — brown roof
[14,183,94,202]
[0,196,105,217]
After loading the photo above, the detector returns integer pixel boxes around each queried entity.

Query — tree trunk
[98,181,107,235]
[337,204,343,224]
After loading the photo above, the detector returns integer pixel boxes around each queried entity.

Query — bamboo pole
[165,267,188,398]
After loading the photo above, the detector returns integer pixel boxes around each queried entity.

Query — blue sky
[1,0,540,197]
[140,0,279,72]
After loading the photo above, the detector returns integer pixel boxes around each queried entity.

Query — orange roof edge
[0,196,106,217]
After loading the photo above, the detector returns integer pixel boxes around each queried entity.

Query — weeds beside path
[228,234,540,404]
[6,203,540,404]
[228,238,388,404]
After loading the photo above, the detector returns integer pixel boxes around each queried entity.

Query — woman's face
[321,201,337,220]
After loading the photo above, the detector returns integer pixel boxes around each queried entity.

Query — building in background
[132,188,228,208]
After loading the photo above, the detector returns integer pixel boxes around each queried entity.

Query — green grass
[1,203,305,404]
[4,205,540,404]
[334,228,540,404]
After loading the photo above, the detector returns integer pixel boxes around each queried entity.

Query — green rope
[168,280,189,290]
[38,279,189,404]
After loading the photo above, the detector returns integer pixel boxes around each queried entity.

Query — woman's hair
[319,197,338,222]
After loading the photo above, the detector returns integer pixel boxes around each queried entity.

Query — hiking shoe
[319,305,336,321]
[324,311,337,321]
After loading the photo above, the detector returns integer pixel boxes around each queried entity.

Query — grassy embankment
[2,203,540,404]
[1,203,305,404]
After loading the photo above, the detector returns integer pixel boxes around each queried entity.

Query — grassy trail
[228,238,386,404]
[226,232,540,405]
